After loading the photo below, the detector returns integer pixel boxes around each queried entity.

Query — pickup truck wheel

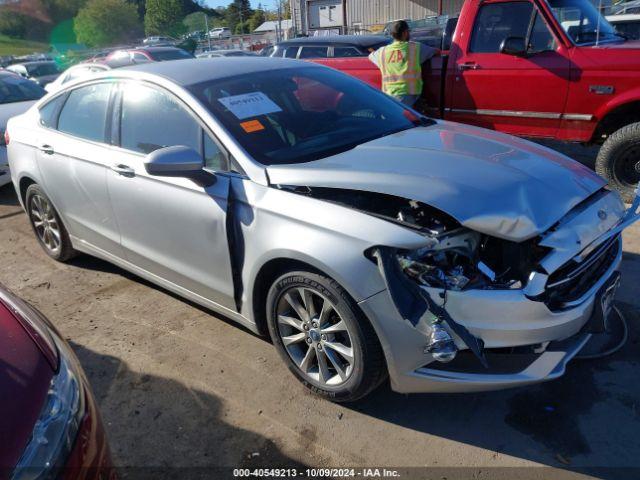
[596,122,640,203]
[266,271,387,402]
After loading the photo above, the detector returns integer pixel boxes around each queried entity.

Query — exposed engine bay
[283,186,547,293]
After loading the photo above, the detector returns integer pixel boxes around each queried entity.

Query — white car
[0,71,45,187]
[45,63,110,94]
[209,27,231,39]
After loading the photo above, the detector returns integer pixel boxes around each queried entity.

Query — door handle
[458,62,480,71]
[39,144,54,155]
[110,164,135,177]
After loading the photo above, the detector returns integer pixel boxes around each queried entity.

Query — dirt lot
[1,144,639,479]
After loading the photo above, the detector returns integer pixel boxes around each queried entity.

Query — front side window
[0,75,46,104]
[470,2,534,52]
[120,83,200,155]
[528,11,557,52]
[57,83,112,142]
[189,66,419,166]
[333,47,362,57]
[548,0,622,44]
[298,46,329,58]
[204,134,225,171]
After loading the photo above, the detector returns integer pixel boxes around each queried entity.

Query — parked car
[143,36,177,45]
[208,27,231,39]
[311,0,640,202]
[262,35,390,59]
[5,61,61,87]
[6,58,639,401]
[45,63,111,93]
[0,283,114,478]
[606,13,640,39]
[196,49,257,58]
[105,46,194,64]
[610,0,640,14]
[0,71,46,187]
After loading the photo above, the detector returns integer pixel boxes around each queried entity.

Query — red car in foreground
[0,284,114,480]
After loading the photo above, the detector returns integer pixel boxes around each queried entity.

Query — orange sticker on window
[240,119,265,133]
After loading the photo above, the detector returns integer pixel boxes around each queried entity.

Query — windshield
[548,0,623,44]
[151,49,194,61]
[0,75,46,104]
[188,67,421,165]
[26,63,60,77]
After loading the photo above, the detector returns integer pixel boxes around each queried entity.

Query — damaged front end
[287,183,640,391]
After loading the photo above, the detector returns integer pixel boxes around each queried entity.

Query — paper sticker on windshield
[218,92,282,120]
[240,119,265,133]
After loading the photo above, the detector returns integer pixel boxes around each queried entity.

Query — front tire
[25,184,76,262]
[596,122,640,203]
[266,271,386,402]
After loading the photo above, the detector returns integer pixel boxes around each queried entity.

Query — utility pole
[277,0,283,42]
[204,12,212,51]
[239,4,244,35]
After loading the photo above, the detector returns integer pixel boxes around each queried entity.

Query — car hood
[0,100,37,131]
[267,121,605,241]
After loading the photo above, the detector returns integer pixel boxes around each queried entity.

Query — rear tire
[266,270,386,402]
[25,184,76,262]
[595,122,640,203]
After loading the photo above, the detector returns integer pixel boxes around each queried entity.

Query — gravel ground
[0,142,639,479]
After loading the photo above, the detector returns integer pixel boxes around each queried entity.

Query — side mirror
[144,146,216,187]
[500,36,527,56]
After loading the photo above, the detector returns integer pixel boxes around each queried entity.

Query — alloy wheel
[29,194,61,254]
[276,287,355,386]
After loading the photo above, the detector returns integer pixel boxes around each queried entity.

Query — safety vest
[380,41,423,97]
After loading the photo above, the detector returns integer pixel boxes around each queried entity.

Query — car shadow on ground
[70,342,307,480]
[346,292,640,478]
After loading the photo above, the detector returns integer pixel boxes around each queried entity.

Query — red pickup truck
[313,0,640,201]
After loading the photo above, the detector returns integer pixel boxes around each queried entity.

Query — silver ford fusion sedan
[6,58,640,401]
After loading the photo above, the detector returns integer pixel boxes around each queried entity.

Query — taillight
[2,129,8,146]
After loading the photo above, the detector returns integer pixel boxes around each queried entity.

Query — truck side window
[528,11,557,53]
[470,2,534,53]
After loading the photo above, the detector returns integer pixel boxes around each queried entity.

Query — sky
[204,0,280,9]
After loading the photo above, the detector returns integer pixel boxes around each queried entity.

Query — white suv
[208,27,231,39]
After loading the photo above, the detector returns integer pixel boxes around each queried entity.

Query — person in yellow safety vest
[368,20,437,107]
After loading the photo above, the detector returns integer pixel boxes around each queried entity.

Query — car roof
[119,57,319,87]
[277,35,389,48]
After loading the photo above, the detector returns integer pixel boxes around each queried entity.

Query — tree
[144,0,184,36]
[225,0,252,34]
[183,11,208,33]
[74,0,141,47]
[248,4,265,32]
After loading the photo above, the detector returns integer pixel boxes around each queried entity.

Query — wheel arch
[18,175,37,208]
[592,100,640,144]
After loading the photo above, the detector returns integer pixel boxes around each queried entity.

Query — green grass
[0,35,49,57]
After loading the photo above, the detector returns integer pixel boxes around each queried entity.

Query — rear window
[57,83,112,142]
[26,63,60,77]
[0,75,46,104]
